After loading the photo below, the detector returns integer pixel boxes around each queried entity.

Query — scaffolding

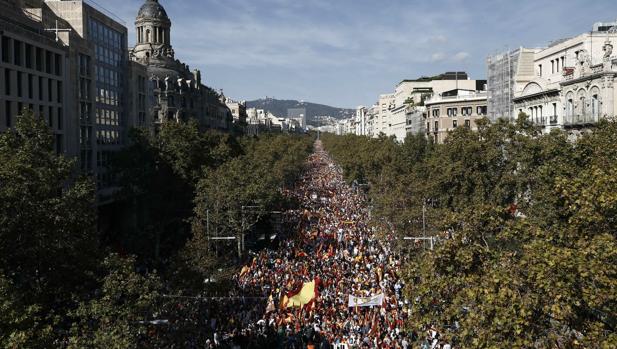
[487,48,520,122]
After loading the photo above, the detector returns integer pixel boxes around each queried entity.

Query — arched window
[577,89,587,117]
[590,87,601,119]
[566,92,574,117]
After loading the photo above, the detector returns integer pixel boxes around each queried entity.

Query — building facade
[2,0,237,202]
[486,47,540,121]
[0,0,71,158]
[513,24,617,132]
[130,0,231,133]
[366,72,485,142]
[425,89,488,144]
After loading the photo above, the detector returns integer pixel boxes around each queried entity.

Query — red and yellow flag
[281,280,317,308]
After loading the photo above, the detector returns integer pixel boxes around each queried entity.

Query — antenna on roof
[44,20,71,45]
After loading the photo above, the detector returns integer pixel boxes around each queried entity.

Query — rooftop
[399,72,469,85]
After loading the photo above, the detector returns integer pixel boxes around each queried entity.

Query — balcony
[563,114,598,127]
[531,116,547,126]
[549,115,558,125]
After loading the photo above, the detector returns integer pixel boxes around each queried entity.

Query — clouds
[431,53,446,62]
[98,0,617,107]
[453,52,470,62]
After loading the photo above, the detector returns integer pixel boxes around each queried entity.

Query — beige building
[425,89,487,144]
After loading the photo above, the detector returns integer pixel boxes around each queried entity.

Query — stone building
[130,0,232,132]
[0,0,71,158]
[224,95,247,130]
[513,22,617,133]
[424,89,488,144]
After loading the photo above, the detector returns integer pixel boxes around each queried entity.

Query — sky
[96,0,617,108]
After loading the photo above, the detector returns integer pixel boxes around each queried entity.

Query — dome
[137,0,169,21]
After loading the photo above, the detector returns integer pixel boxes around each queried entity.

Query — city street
[219,141,423,348]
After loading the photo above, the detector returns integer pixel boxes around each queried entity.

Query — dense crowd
[205,141,445,348]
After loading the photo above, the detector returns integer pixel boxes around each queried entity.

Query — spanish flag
[281,280,317,308]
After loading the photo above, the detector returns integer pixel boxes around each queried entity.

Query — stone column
[604,75,615,117]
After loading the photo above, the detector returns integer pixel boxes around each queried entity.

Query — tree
[68,254,164,349]
[323,117,617,347]
[0,111,98,304]
[110,121,243,265]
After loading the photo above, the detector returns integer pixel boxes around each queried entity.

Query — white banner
[348,294,384,307]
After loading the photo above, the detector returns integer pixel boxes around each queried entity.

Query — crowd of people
[204,141,448,348]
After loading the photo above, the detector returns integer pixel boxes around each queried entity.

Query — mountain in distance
[246,98,355,125]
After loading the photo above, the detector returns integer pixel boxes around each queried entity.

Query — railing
[563,114,598,126]
[549,115,558,125]
[532,116,547,126]
[591,64,604,74]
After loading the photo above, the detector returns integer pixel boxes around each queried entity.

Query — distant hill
[246,98,355,125]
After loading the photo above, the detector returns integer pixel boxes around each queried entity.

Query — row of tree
[322,116,616,348]
[0,111,313,347]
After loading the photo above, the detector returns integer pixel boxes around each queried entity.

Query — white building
[513,23,617,132]
[355,105,367,136]
[368,72,485,142]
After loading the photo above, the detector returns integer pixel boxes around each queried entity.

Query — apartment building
[425,89,488,144]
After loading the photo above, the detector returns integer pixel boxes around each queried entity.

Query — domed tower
[133,0,175,65]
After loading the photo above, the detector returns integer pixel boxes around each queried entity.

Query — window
[38,77,43,100]
[5,101,11,127]
[434,121,438,131]
[28,74,33,99]
[556,58,560,72]
[566,99,574,117]
[538,64,543,77]
[592,94,599,118]
[57,107,63,130]
[579,96,586,116]
[17,71,22,97]
[465,120,471,128]
[1,36,10,63]
[48,78,53,102]
[80,102,91,123]
[54,53,62,76]
[552,103,557,116]
[45,50,52,74]
[57,81,62,103]
[426,122,430,132]
[4,68,10,96]
[25,44,32,69]
[13,40,22,66]
[36,47,42,71]
[453,120,458,128]
[551,60,554,74]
